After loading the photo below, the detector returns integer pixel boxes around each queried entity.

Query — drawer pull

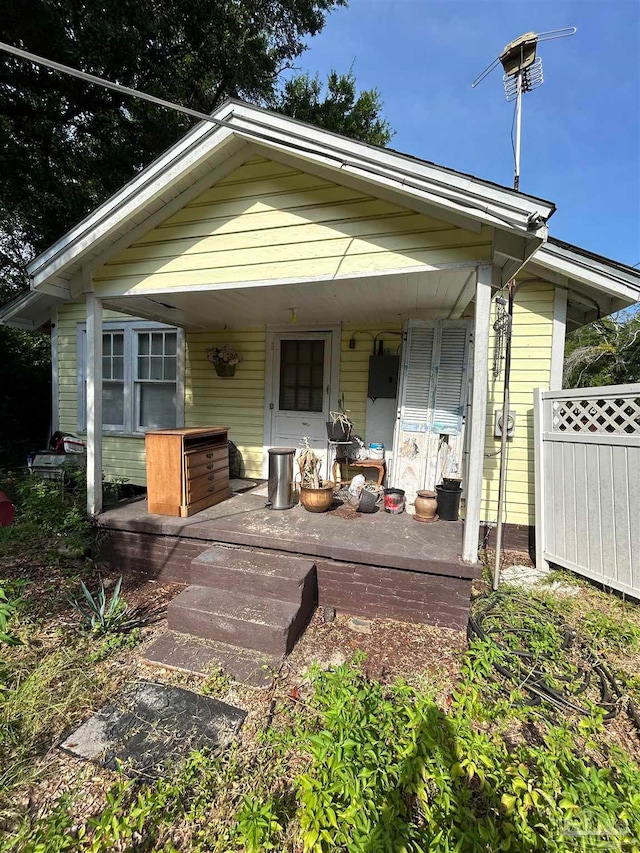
[206,452,214,459]
[208,485,215,493]
[208,463,214,470]
[208,474,215,481]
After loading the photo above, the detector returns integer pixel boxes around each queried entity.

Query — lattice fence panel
[551,396,640,434]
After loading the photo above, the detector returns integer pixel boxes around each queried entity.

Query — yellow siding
[93,155,491,296]
[185,328,266,478]
[481,281,555,526]
[340,325,402,436]
[56,302,147,485]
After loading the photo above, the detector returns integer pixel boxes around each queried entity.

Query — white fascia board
[26,100,556,296]
[0,289,63,329]
[534,243,640,304]
[228,103,556,233]
[28,122,237,287]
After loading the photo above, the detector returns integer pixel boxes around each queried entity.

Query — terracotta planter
[414,489,438,523]
[299,482,335,513]
[214,363,236,377]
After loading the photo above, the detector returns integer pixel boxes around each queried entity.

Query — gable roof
[0,99,638,329]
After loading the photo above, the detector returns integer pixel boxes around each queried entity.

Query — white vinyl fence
[534,384,640,598]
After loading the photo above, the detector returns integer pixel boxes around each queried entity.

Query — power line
[0,41,234,130]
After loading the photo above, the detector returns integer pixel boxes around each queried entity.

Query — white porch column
[462,264,492,563]
[86,290,103,516]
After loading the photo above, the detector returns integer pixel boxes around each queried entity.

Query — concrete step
[142,631,280,688]
[191,546,316,604]
[167,584,309,656]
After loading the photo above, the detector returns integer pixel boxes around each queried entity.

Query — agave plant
[71,575,130,634]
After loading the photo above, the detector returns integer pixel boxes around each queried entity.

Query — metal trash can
[267,447,296,510]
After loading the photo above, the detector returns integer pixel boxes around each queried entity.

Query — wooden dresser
[145,427,230,517]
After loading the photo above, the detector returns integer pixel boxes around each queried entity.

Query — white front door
[265,330,335,477]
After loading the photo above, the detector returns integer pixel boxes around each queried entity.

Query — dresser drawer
[186,470,229,503]
[185,454,228,480]
[185,445,228,472]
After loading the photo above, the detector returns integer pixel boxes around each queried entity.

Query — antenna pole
[513,70,523,191]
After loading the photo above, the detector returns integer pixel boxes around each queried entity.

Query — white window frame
[77,320,185,436]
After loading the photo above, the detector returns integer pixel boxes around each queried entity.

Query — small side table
[332,456,386,487]
[326,441,352,482]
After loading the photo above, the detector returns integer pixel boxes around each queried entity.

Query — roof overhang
[0,288,65,330]
[527,239,640,328]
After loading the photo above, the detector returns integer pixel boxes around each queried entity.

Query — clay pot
[299,482,335,513]
[414,489,438,523]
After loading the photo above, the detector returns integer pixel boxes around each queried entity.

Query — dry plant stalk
[299,437,321,489]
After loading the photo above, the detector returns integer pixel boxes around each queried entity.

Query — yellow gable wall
[93,155,491,297]
[481,281,556,527]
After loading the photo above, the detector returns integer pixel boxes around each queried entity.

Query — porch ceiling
[101,267,477,328]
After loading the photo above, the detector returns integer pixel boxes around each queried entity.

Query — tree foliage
[0,1,393,461]
[0,0,392,295]
[273,70,392,147]
[564,309,640,388]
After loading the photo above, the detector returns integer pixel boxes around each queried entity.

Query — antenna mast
[472,27,576,590]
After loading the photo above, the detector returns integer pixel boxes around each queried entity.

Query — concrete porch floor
[98,487,470,578]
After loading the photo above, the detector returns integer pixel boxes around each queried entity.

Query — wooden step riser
[190,562,315,605]
[168,604,297,656]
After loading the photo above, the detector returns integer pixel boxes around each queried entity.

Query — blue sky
[293,0,640,266]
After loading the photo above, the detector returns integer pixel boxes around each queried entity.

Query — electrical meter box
[367,355,399,400]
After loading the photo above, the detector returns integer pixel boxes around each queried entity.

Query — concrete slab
[60,681,245,778]
[143,631,279,687]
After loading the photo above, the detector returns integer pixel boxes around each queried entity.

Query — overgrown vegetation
[2,478,640,850]
[0,467,94,560]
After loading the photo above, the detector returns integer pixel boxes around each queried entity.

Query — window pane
[279,339,325,412]
[151,333,164,356]
[103,334,111,356]
[112,334,124,356]
[138,333,149,355]
[102,356,112,380]
[164,357,176,381]
[165,334,176,356]
[139,383,176,429]
[103,381,124,426]
[112,356,124,380]
[150,357,164,380]
[137,356,149,380]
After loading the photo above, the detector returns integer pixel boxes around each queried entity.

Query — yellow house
[2,100,639,572]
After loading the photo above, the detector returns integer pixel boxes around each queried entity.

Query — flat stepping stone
[60,680,245,779]
[143,631,279,688]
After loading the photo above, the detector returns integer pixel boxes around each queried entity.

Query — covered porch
[86,261,496,564]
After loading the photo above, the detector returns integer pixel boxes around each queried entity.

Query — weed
[70,576,130,635]
[88,628,142,663]
[0,586,21,647]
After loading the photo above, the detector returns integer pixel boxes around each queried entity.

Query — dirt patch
[282,607,466,704]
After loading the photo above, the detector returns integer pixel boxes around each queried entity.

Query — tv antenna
[472,27,576,191]
[472,28,576,593]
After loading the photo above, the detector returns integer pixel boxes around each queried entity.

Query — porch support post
[86,289,103,516]
[462,264,492,563]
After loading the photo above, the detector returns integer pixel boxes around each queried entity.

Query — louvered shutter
[432,326,469,435]
[399,325,436,433]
